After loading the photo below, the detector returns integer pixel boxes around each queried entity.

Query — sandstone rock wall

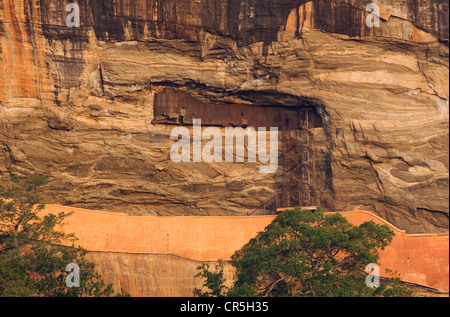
[0,0,448,233]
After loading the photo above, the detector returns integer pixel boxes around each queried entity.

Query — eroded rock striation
[0,0,448,233]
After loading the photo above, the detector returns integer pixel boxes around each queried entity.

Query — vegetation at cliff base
[194,207,414,297]
[0,175,117,297]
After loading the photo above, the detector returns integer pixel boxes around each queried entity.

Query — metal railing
[247,196,278,216]
[276,188,325,210]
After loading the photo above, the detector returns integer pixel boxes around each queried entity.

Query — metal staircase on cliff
[276,109,321,211]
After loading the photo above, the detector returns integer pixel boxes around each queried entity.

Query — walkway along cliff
[42,205,449,297]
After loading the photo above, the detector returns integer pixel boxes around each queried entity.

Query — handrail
[247,196,277,216]
[276,187,326,209]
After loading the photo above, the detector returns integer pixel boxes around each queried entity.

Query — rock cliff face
[0,0,448,233]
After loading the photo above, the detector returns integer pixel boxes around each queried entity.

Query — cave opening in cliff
[153,88,327,213]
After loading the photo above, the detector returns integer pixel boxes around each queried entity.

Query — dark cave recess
[152,88,323,130]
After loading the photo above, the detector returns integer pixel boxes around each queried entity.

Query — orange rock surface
[41,205,448,293]
[1,0,448,234]
[336,210,449,293]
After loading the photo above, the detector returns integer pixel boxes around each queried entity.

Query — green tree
[0,176,116,297]
[194,260,228,297]
[195,207,414,297]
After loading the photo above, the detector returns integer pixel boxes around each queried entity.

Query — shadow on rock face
[37,0,449,45]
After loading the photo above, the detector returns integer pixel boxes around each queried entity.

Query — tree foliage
[0,176,116,297]
[194,260,229,297]
[195,207,414,297]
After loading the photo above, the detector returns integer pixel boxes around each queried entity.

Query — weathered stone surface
[0,0,448,233]
[86,253,235,297]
